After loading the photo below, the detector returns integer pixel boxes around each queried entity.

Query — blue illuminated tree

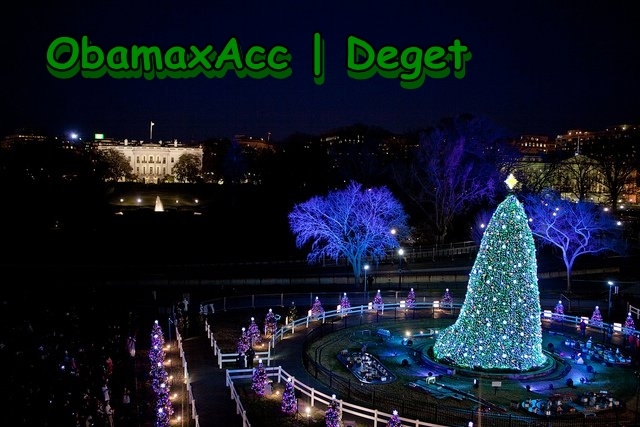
[387,410,402,427]
[394,114,507,244]
[406,288,416,308]
[324,394,341,427]
[288,181,410,286]
[281,377,297,415]
[523,189,624,292]
[433,193,546,371]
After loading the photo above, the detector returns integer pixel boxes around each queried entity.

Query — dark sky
[3,1,638,142]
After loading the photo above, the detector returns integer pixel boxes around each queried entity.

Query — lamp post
[363,264,370,306]
[398,248,404,287]
[608,281,614,318]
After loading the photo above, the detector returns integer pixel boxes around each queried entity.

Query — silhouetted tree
[395,114,508,243]
[523,189,624,292]
[94,148,133,182]
[586,129,639,212]
[173,153,202,183]
[556,154,600,201]
[288,181,409,286]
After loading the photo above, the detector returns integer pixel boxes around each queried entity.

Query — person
[105,401,114,427]
[580,320,586,337]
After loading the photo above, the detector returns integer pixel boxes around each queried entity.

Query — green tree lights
[433,194,546,371]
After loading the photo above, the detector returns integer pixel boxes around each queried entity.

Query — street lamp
[363,264,370,306]
[398,248,404,287]
[608,281,614,318]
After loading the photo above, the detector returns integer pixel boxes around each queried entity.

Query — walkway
[178,316,340,427]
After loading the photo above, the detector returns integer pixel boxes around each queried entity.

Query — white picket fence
[174,302,640,427]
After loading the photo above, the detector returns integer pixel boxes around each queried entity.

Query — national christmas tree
[311,296,324,317]
[624,312,636,335]
[433,193,546,371]
[324,394,341,427]
[281,377,297,415]
[591,306,603,327]
[247,317,262,346]
[441,288,453,309]
[406,288,416,308]
[387,410,401,427]
[340,293,351,315]
[251,359,269,396]
[265,308,277,337]
[150,320,174,427]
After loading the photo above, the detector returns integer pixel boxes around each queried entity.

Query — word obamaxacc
[46,36,292,80]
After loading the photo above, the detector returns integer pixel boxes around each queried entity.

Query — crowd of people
[1,285,160,426]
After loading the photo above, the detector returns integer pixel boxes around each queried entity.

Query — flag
[151,121,155,126]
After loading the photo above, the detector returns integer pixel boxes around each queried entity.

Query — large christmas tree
[433,193,546,371]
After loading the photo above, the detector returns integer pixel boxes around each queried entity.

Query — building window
[162,158,166,164]
[171,157,174,163]
[150,157,154,163]
[136,156,140,163]
[163,167,166,174]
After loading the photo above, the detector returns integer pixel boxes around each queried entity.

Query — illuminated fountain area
[154,196,165,212]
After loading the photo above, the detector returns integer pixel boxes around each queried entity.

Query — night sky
[3,1,638,142]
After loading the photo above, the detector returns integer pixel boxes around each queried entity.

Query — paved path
[180,313,375,427]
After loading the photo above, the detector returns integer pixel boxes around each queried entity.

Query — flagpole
[150,121,155,141]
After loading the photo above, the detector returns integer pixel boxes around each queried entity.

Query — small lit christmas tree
[251,359,269,396]
[590,306,603,327]
[373,290,383,310]
[265,309,277,337]
[387,409,401,427]
[247,317,262,346]
[624,312,636,335]
[553,300,564,320]
[340,293,351,315]
[236,327,250,356]
[287,301,297,324]
[406,288,416,308]
[311,296,324,318]
[149,320,174,427]
[441,288,453,309]
[324,394,341,427]
[281,377,297,415]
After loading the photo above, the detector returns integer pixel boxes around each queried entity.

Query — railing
[182,303,637,427]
